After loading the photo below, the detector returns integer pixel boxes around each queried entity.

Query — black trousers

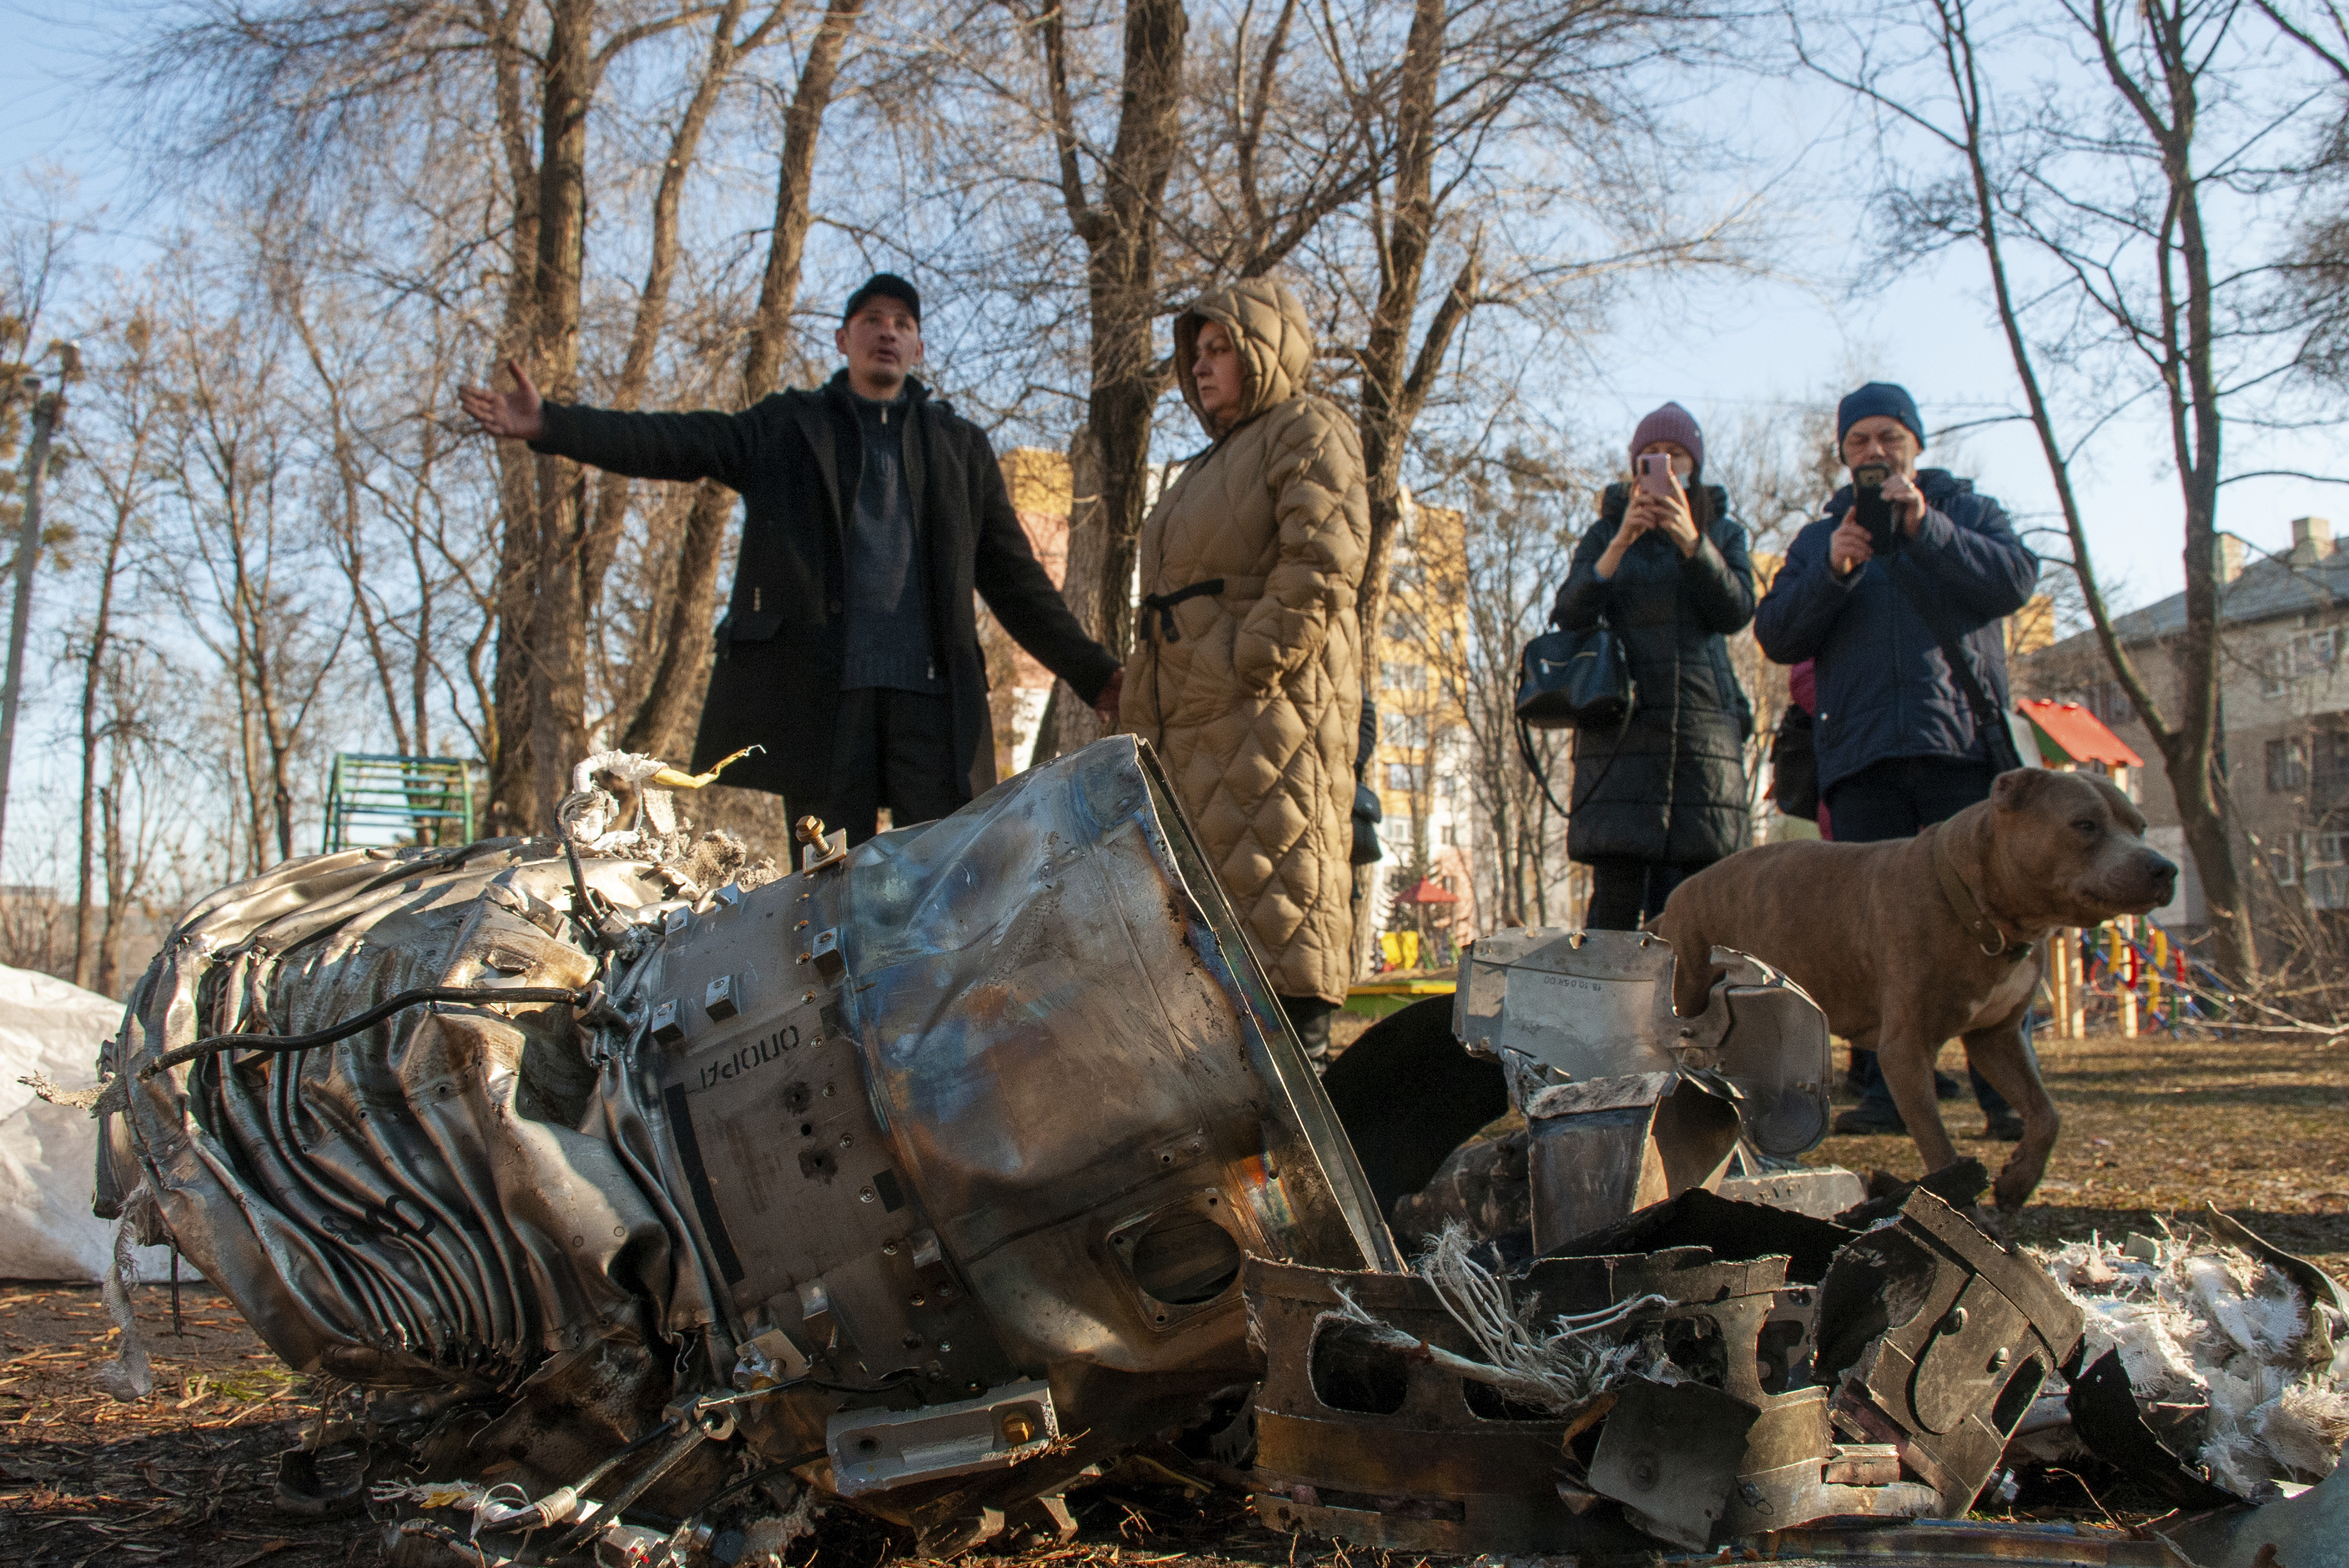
[1823,755,1998,844]
[1823,753,2012,1118]
[790,687,960,847]
[1281,994,1339,1059]
[1583,858,1692,931]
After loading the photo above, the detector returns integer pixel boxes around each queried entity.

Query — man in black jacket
[460,273,1122,844]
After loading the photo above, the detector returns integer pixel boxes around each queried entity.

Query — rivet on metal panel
[860,1187,875,1204]
[661,906,689,936]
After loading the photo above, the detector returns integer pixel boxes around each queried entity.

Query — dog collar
[1930,824,2032,962]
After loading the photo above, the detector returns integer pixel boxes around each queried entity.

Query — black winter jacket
[1552,483,1758,866]
[530,372,1120,806]
[1753,469,2036,793]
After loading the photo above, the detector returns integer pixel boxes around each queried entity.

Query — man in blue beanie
[1754,381,2040,1139]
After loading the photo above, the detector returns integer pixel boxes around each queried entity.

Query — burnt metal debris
[66,737,2285,1564]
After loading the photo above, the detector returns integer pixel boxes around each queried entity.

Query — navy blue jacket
[1754,470,2037,793]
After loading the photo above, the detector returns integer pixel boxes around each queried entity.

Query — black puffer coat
[1552,483,1757,866]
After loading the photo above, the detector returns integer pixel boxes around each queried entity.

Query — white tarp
[0,964,173,1280]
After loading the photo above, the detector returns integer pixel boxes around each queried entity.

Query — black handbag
[1515,622,1635,730]
[1771,705,1819,821]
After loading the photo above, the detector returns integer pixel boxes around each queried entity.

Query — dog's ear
[2086,772,2147,833]
[1991,767,2054,811]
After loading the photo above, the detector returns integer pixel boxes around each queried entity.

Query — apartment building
[1373,500,1476,951]
[2020,516,2349,932]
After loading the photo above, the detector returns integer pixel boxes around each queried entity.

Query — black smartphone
[1851,462,1899,555]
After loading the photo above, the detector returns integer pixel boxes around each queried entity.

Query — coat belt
[1140,575,1268,643]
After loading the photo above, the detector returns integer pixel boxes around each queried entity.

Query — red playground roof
[2018,699,2144,768]
[1393,877,1461,905]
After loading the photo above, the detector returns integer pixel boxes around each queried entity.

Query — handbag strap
[1885,552,2024,774]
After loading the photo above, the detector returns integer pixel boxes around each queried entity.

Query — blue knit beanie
[1836,382,1925,449]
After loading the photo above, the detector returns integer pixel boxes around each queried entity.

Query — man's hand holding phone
[1830,515,1875,576]
[1881,470,1927,532]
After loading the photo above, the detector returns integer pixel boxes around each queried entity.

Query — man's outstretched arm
[459,359,764,491]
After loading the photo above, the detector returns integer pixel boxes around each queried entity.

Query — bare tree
[621,0,870,760]
[1796,0,2349,980]
[64,309,167,987]
[148,269,347,871]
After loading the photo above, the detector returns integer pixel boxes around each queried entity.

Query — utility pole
[0,365,67,875]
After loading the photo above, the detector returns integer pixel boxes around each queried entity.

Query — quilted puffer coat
[1552,482,1757,866]
[1119,278,1369,1005]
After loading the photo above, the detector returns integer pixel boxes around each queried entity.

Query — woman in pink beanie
[1550,402,1758,928]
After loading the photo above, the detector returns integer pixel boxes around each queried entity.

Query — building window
[2271,846,2298,885]
[2263,628,2342,697]
[1390,712,1430,746]
[1387,761,1425,791]
[2269,735,2310,793]
[2315,720,2349,800]
[1383,661,1427,691]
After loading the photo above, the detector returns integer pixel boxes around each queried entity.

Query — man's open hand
[458,360,547,442]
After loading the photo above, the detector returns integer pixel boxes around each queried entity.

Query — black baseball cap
[844,272,921,326]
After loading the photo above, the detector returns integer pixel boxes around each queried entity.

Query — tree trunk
[1040,0,1188,669]
[1034,425,1107,765]
[578,0,769,628]
[621,0,865,762]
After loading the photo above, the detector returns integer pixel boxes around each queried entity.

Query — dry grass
[1807,1027,2349,1280]
[0,1284,360,1567]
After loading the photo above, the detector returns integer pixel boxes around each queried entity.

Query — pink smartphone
[1637,452,1677,497]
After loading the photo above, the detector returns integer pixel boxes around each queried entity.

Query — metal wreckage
[65,738,2343,1566]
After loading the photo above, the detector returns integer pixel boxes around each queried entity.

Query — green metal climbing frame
[323,753,481,852]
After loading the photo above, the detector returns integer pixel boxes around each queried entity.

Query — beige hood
[1174,276,1317,438]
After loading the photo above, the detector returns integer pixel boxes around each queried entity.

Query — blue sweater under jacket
[1754,469,2038,793]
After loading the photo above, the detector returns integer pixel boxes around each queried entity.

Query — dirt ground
[2,1026,2338,1565]
[1810,1026,2349,1280]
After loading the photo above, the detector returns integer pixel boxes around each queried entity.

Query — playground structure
[2041,914,2213,1039]
[321,752,480,852]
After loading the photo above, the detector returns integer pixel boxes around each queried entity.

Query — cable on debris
[138,985,593,1080]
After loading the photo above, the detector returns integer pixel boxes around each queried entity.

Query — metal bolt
[1629,1458,1658,1490]
[1990,1347,2011,1371]
[1942,1305,1970,1335]
[838,1133,854,1149]
[1001,1413,1037,1445]
[859,1187,875,1203]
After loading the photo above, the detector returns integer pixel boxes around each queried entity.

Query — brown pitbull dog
[1652,768,2177,1212]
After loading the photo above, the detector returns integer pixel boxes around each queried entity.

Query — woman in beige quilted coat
[1117,277,1369,1058]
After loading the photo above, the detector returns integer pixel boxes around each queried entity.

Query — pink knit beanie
[1630,402,1703,478]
